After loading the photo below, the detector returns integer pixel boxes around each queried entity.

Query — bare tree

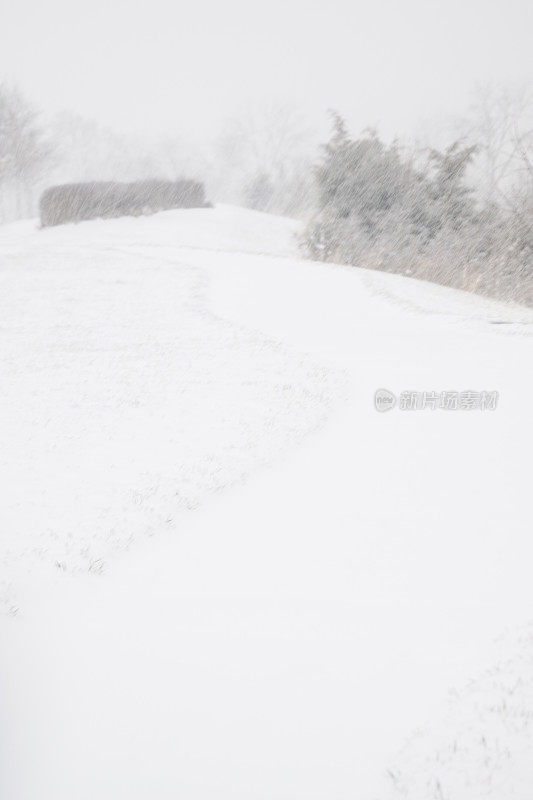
[47,111,140,184]
[460,84,532,207]
[212,102,317,215]
[0,84,51,220]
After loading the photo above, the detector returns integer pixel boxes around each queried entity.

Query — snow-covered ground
[0,205,532,799]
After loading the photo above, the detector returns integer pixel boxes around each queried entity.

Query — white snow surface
[0,205,532,799]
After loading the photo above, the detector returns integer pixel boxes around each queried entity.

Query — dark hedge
[40,180,207,227]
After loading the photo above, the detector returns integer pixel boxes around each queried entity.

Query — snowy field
[1,206,532,799]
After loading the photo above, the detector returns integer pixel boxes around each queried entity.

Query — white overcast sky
[1,0,531,140]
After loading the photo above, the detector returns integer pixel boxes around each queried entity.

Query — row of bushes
[40,179,207,227]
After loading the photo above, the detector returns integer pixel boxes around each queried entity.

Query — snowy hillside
[0,206,532,800]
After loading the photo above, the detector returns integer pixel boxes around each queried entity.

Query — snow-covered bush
[303,114,533,306]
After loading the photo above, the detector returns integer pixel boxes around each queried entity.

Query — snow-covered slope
[0,207,336,613]
[0,206,532,800]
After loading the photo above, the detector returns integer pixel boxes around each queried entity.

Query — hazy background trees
[0,84,52,221]
[0,80,531,304]
[0,91,209,223]
[209,102,318,217]
[459,85,532,207]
